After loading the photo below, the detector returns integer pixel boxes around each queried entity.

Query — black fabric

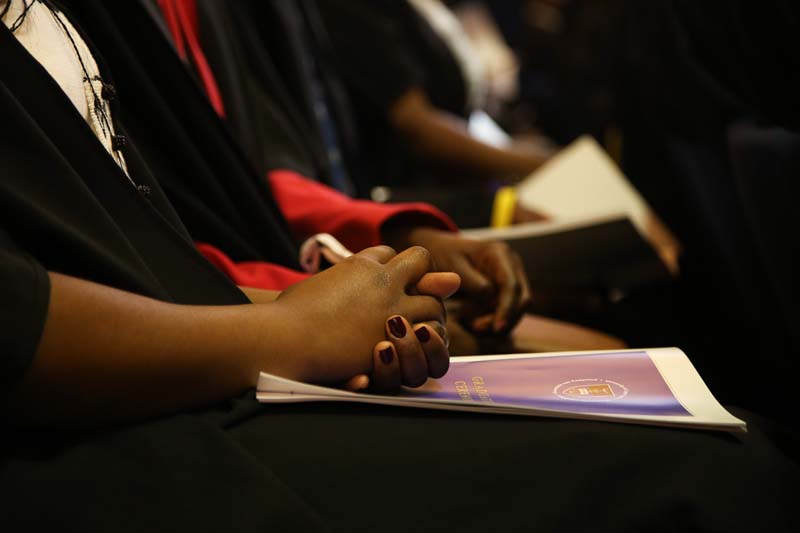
[310,0,424,111]
[229,404,799,533]
[617,0,800,421]
[673,0,800,132]
[3,400,800,532]
[60,0,302,267]
[195,0,323,180]
[727,121,800,405]
[0,230,49,394]
[0,14,250,389]
[314,0,467,115]
[2,3,800,532]
[0,408,329,532]
[216,0,369,196]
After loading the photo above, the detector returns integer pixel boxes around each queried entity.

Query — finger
[513,253,533,309]
[489,252,521,333]
[471,313,494,333]
[486,253,532,334]
[413,320,449,349]
[396,294,446,325]
[415,272,461,299]
[355,245,397,264]
[452,255,493,299]
[386,315,429,387]
[369,341,402,392]
[386,246,434,286]
[412,322,450,378]
[343,374,370,392]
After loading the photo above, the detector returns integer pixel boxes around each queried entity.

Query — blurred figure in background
[312,0,556,227]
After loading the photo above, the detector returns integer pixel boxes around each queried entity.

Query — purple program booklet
[257,348,746,432]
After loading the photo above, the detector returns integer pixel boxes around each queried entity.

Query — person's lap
[229,403,798,532]
[2,400,796,532]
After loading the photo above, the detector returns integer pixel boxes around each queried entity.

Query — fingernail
[414,326,431,343]
[379,347,394,365]
[388,316,406,338]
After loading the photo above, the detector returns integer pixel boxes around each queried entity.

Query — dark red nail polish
[414,326,431,343]
[379,347,394,365]
[388,316,406,338]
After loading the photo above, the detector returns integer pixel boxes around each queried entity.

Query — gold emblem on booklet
[554,378,629,402]
[562,384,616,398]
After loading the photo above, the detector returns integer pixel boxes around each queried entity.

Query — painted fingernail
[379,347,394,365]
[414,326,431,343]
[388,316,406,338]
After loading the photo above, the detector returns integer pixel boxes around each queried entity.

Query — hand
[345,271,458,392]
[396,228,532,334]
[273,246,458,387]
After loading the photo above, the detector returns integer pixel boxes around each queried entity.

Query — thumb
[415,272,461,299]
[342,374,370,392]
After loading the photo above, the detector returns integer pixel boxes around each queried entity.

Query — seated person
[0,0,453,411]
[1,2,797,532]
[320,0,552,175]
[312,0,555,226]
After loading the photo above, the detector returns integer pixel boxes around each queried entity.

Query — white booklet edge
[256,348,746,433]
[460,212,631,241]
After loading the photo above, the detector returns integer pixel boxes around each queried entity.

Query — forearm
[390,89,548,180]
[408,111,545,178]
[6,273,298,427]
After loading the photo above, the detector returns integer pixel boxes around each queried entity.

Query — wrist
[199,303,269,388]
[247,298,324,384]
[215,301,308,387]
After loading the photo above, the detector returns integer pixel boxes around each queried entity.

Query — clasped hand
[274,245,460,391]
[398,228,532,334]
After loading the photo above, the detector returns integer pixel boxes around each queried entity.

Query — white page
[516,135,651,235]
[460,212,628,241]
[462,137,680,274]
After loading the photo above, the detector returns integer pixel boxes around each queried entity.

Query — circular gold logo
[554,378,629,402]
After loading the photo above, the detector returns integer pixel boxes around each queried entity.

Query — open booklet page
[257,348,745,432]
[516,135,651,234]
[460,139,677,292]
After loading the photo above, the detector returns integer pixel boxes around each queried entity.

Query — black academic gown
[222,0,369,196]
[54,0,303,267]
[2,3,800,533]
[194,0,328,183]
[0,3,324,531]
[160,0,367,196]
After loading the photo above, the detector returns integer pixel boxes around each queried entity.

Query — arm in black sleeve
[0,231,51,396]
